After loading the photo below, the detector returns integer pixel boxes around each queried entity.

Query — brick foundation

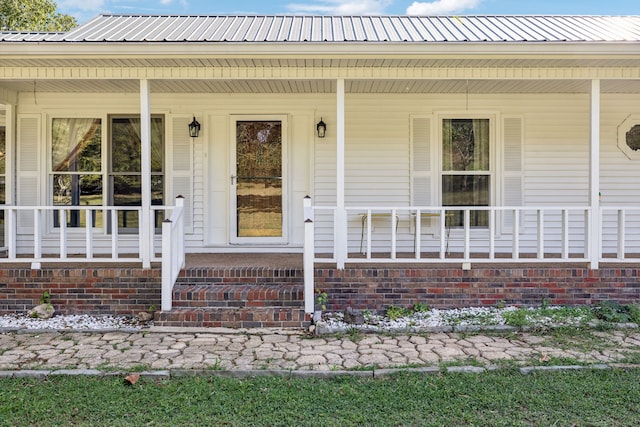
[316,266,640,311]
[0,267,161,316]
[1,265,639,326]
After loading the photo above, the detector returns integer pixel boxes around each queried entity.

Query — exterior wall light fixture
[316,118,327,138]
[188,116,201,138]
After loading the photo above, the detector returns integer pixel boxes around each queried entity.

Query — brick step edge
[171,284,304,309]
[154,307,308,329]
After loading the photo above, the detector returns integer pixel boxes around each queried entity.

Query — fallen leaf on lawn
[124,373,140,385]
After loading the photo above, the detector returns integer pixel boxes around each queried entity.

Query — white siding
[600,93,640,254]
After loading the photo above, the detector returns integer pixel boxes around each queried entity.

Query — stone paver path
[1,328,640,372]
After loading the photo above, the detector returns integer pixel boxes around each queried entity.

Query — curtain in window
[52,118,101,172]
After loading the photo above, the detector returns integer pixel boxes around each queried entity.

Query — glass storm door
[231,118,286,243]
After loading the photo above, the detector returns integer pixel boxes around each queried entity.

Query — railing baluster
[111,209,119,259]
[7,208,17,260]
[618,209,625,260]
[562,209,569,260]
[463,209,470,260]
[489,209,495,259]
[584,209,591,259]
[391,208,397,260]
[415,209,421,260]
[440,208,446,259]
[33,209,42,260]
[59,209,67,259]
[86,208,94,259]
[512,209,520,260]
[366,209,372,259]
[537,209,544,260]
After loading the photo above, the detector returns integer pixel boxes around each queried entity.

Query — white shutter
[411,116,435,230]
[502,116,524,233]
[17,115,41,233]
[169,116,193,232]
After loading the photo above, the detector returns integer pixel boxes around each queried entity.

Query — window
[441,118,491,227]
[50,115,164,232]
[51,118,102,227]
[109,116,164,232]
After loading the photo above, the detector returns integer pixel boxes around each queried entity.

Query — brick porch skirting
[1,266,639,323]
[315,266,640,311]
[0,267,162,315]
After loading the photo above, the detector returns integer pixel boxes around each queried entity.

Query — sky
[58,0,640,25]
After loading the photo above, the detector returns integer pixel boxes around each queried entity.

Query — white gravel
[318,306,593,333]
[0,314,145,331]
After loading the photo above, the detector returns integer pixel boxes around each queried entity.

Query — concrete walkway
[2,326,640,375]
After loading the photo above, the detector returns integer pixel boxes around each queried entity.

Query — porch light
[188,116,201,138]
[316,118,327,138]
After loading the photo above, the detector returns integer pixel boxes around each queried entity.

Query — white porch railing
[161,197,185,311]
[0,197,185,268]
[303,199,640,312]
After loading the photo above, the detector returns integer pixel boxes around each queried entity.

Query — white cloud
[287,0,393,15]
[406,0,482,15]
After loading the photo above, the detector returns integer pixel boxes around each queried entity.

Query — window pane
[52,118,101,172]
[112,175,141,206]
[52,174,103,228]
[442,175,489,227]
[442,119,490,171]
[111,117,163,173]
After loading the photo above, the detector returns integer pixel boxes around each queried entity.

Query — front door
[230,117,287,244]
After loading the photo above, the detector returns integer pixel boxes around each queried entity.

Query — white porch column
[589,79,601,270]
[335,78,347,269]
[140,79,152,268]
[3,103,16,259]
[4,103,15,206]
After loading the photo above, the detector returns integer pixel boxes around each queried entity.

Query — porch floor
[184,253,303,269]
[182,253,596,270]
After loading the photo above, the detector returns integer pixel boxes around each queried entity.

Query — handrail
[161,197,185,311]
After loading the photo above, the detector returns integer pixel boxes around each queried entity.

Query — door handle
[230,175,236,185]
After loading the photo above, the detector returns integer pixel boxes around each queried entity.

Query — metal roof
[0,32,63,42]
[3,14,640,43]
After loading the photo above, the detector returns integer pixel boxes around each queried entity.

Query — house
[1,15,640,327]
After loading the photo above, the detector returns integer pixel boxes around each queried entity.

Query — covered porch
[2,15,640,325]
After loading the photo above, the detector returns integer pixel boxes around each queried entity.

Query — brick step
[154,307,307,328]
[171,284,304,309]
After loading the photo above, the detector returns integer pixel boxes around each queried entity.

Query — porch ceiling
[1,78,639,94]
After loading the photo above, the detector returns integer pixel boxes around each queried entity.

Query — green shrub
[386,305,411,320]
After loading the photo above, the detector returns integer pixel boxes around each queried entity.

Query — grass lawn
[2,368,640,426]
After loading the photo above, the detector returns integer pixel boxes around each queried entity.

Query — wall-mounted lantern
[316,118,327,138]
[188,116,201,138]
